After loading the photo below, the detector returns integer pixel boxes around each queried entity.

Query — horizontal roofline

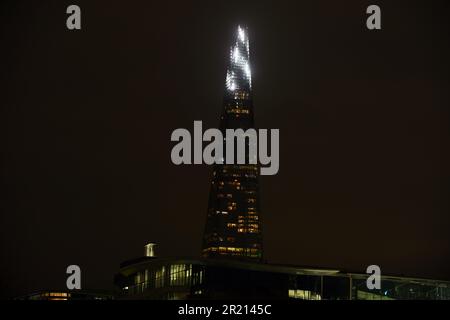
[117,256,450,286]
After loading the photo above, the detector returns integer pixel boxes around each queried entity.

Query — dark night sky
[1,0,449,298]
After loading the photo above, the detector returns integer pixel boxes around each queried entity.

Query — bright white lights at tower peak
[225,26,252,93]
[238,26,246,42]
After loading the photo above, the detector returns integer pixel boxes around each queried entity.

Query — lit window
[288,289,321,300]
[49,292,68,297]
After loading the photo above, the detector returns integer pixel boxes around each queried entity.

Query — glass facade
[120,261,205,299]
[202,26,263,261]
[115,259,450,300]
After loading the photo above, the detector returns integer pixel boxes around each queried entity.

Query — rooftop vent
[144,243,156,257]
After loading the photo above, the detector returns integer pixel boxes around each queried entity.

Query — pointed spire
[225,25,251,94]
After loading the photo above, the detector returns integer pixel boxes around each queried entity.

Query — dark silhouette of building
[113,255,450,300]
[15,290,113,300]
[201,25,263,261]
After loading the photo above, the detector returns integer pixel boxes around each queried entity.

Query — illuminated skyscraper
[201,26,263,261]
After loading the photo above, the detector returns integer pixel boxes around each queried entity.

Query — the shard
[201,26,263,262]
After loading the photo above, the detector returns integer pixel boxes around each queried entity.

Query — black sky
[1,0,449,298]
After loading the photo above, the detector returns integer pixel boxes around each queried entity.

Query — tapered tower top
[225,25,252,95]
[202,26,263,262]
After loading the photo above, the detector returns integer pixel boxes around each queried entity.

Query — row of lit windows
[222,164,258,171]
[227,220,259,226]
[203,248,261,259]
[218,171,257,178]
[231,91,250,100]
[133,265,193,287]
[217,193,233,199]
[215,194,256,203]
[220,172,257,179]
[226,108,250,115]
[212,207,258,216]
[204,247,260,254]
[236,215,259,222]
[228,219,259,227]
[37,292,69,298]
[205,234,238,243]
[215,210,229,215]
[127,265,205,294]
[238,227,260,233]
[288,289,322,300]
[214,182,257,193]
